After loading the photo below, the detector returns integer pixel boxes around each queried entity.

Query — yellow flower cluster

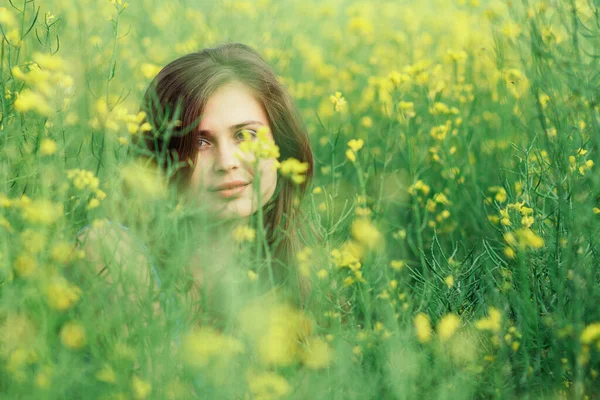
[67,169,99,190]
[45,275,83,311]
[12,53,74,116]
[414,312,461,344]
[397,100,416,119]
[475,307,502,333]
[350,217,384,252]
[20,198,63,225]
[346,139,364,162]
[568,148,594,176]
[428,102,459,116]
[247,370,291,400]
[488,186,508,203]
[329,91,347,112]
[239,299,333,369]
[503,227,544,258]
[330,245,362,270]
[581,323,600,346]
[504,326,522,352]
[232,224,256,242]
[278,157,309,184]
[389,71,411,87]
[296,246,313,277]
[330,241,366,286]
[491,201,535,229]
[131,375,152,399]
[237,126,280,161]
[414,313,432,343]
[181,326,244,369]
[408,179,431,197]
[120,159,167,199]
[91,100,152,140]
[60,321,87,349]
[429,121,453,141]
[0,7,18,28]
[437,313,461,341]
[67,169,107,210]
[39,138,58,156]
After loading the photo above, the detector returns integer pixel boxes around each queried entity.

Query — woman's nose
[213,140,241,172]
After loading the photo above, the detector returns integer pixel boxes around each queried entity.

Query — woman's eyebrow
[198,120,264,136]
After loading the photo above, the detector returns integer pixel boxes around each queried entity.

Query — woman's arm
[72,222,163,327]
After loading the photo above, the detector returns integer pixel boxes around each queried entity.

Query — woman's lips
[214,183,250,198]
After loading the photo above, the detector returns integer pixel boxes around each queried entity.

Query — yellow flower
[120,159,167,199]
[95,363,117,384]
[45,276,83,311]
[389,71,410,86]
[181,327,244,369]
[40,139,57,155]
[21,199,63,225]
[34,365,52,389]
[237,126,280,161]
[475,307,502,333]
[32,52,66,71]
[329,91,347,112]
[437,313,461,342]
[347,139,364,152]
[6,28,22,47]
[14,254,37,277]
[247,370,291,399]
[132,376,152,399]
[248,270,258,281]
[67,169,100,191]
[398,101,415,110]
[360,116,373,128]
[350,218,384,251]
[278,157,309,185]
[517,228,544,249]
[14,90,52,116]
[408,180,430,196]
[301,336,333,369]
[140,63,162,79]
[414,313,432,343]
[232,225,256,242]
[87,198,100,210]
[390,260,406,271]
[60,321,87,349]
[346,149,357,162]
[0,7,18,27]
[239,300,312,367]
[581,323,600,344]
[20,229,47,254]
[504,247,516,259]
[501,21,521,40]
[330,242,363,268]
[444,275,454,288]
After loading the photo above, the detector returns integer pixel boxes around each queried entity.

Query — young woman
[76,43,319,329]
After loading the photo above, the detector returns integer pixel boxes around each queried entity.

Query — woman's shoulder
[75,219,162,288]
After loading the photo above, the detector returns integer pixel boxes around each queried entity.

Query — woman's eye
[236,129,257,140]
[198,138,210,149]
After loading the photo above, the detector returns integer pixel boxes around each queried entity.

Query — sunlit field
[2,0,600,398]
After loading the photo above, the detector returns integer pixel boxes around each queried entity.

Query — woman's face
[190,81,278,221]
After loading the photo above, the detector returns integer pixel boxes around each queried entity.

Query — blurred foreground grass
[2,0,600,398]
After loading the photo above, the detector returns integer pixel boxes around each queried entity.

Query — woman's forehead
[198,82,269,132]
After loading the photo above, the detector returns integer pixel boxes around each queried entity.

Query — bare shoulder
[75,222,153,288]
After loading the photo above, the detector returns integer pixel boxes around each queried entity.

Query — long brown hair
[133,43,317,306]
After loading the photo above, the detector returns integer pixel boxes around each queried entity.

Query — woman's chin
[214,201,252,221]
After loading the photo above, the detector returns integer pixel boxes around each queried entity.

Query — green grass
[1,0,600,398]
